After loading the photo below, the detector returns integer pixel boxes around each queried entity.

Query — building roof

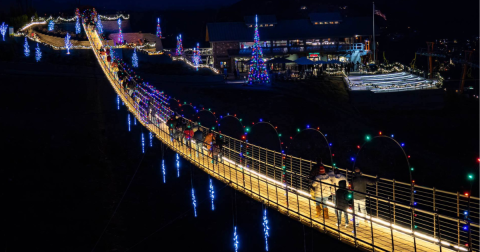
[244,15,277,26]
[207,17,373,42]
[308,12,342,23]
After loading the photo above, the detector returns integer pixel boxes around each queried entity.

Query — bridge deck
[85,25,459,252]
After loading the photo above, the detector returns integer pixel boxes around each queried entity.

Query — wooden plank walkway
[85,26,458,252]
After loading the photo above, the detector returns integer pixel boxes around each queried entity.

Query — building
[206,13,375,73]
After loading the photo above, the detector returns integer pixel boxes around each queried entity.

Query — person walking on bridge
[335,180,350,228]
[193,125,204,158]
[312,159,331,219]
[352,167,377,227]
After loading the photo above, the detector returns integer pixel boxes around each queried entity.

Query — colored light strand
[141,133,145,153]
[162,159,166,183]
[134,117,137,125]
[192,188,197,217]
[233,226,239,252]
[176,153,180,177]
[128,114,131,131]
[247,15,270,85]
[156,18,162,38]
[48,20,54,31]
[117,95,120,110]
[176,34,183,56]
[35,43,41,62]
[75,17,81,34]
[132,47,138,67]
[24,37,30,57]
[209,178,215,210]
[263,209,269,251]
[65,33,72,54]
[0,22,8,41]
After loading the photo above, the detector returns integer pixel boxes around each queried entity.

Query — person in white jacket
[312,166,331,219]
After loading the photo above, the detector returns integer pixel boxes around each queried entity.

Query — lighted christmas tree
[156,18,162,38]
[247,15,269,85]
[193,42,200,68]
[176,34,183,56]
[75,17,81,34]
[132,47,138,67]
[35,43,42,62]
[24,37,30,57]
[65,33,72,54]
[96,15,103,34]
[48,20,54,31]
[0,22,7,41]
[117,18,123,44]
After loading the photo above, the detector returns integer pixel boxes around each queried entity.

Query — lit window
[270,24,273,27]
[330,21,334,24]
[260,24,263,27]
[315,22,318,25]
[335,21,339,24]
[249,25,252,28]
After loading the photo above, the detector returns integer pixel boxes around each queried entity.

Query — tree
[35,43,41,62]
[24,37,30,57]
[247,15,269,85]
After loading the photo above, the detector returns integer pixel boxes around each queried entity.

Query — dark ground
[0,60,360,252]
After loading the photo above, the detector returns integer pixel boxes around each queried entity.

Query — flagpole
[373,2,376,64]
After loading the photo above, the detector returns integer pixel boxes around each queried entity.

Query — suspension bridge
[82,19,478,252]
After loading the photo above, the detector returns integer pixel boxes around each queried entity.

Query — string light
[0,22,8,41]
[233,226,239,252]
[35,43,41,62]
[209,178,215,210]
[156,18,162,38]
[141,133,145,153]
[162,159,166,183]
[128,114,131,131]
[117,95,120,110]
[134,117,137,125]
[132,47,138,67]
[149,132,153,147]
[24,37,30,57]
[96,15,103,34]
[176,153,180,177]
[65,33,72,54]
[263,209,269,251]
[75,17,81,34]
[117,18,123,44]
[192,188,197,217]
[176,34,183,55]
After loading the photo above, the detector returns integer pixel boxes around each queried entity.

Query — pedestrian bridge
[84,23,478,252]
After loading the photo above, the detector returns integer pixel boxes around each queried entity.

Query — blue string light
[75,18,81,34]
[117,95,120,110]
[1,22,8,41]
[141,133,145,153]
[65,33,72,54]
[132,47,138,68]
[134,117,137,125]
[233,226,239,252]
[128,114,131,132]
[176,153,180,177]
[24,37,30,57]
[209,178,215,210]
[149,132,153,147]
[162,159,166,183]
[48,20,54,31]
[192,188,197,217]
[263,209,269,251]
[35,43,41,62]
[96,15,103,34]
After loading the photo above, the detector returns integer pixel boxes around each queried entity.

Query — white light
[454,246,468,251]
[209,178,215,210]
[414,232,439,243]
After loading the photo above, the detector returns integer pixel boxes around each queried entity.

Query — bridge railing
[85,24,479,252]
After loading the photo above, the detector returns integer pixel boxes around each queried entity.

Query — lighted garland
[176,34,183,56]
[24,37,30,57]
[247,15,269,85]
[1,22,8,41]
[156,18,162,38]
[35,43,41,62]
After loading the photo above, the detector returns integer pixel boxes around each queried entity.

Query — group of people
[310,158,376,228]
[166,115,224,164]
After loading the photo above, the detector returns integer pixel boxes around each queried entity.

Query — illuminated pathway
[84,24,478,252]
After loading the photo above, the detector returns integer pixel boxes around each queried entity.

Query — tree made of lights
[156,18,162,38]
[247,15,269,85]
[0,22,7,41]
[132,47,138,67]
[48,20,54,31]
[117,18,123,44]
[35,43,42,62]
[96,15,103,34]
[75,17,81,34]
[176,34,183,56]
[65,33,72,54]
[24,37,30,57]
[193,43,200,67]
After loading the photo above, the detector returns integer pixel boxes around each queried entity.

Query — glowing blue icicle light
[391,134,394,138]
[128,114,131,132]
[141,133,145,153]
[263,209,269,251]
[162,159,166,183]
[117,95,120,110]
[176,153,180,177]
[192,188,197,217]
[134,117,137,125]
[233,226,239,252]
[149,132,153,147]
[401,143,405,147]
[209,178,215,210]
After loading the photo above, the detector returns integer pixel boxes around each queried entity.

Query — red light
[477,158,480,162]
[242,136,246,140]
[357,145,360,149]
[408,155,411,158]
[252,122,255,125]
[332,154,335,157]
[234,114,236,117]
[290,137,293,139]
[412,180,415,183]
[465,192,469,196]
[379,131,382,135]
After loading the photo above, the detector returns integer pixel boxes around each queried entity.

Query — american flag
[375,10,387,20]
